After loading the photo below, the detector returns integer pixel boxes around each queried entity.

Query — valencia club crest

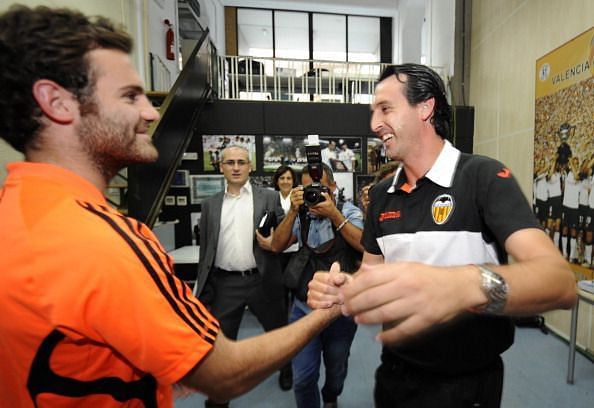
[431,194,454,225]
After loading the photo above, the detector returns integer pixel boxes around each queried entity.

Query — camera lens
[304,189,320,205]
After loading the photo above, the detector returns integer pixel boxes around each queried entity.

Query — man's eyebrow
[119,85,145,94]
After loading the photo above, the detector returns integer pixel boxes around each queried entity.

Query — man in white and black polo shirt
[307,64,577,408]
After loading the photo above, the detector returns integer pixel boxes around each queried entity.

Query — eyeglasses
[222,160,250,167]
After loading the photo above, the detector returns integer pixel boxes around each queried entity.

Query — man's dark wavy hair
[379,63,451,140]
[0,5,133,152]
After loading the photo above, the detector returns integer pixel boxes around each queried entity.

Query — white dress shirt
[280,192,299,253]
[215,181,257,270]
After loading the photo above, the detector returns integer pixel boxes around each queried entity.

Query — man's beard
[75,107,158,180]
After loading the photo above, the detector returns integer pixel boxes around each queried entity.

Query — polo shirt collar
[424,139,461,188]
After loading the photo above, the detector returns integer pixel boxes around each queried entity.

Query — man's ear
[32,79,78,124]
[419,97,435,122]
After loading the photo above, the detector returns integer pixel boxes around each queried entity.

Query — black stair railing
[128,29,213,228]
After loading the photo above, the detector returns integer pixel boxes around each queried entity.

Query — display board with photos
[161,133,389,247]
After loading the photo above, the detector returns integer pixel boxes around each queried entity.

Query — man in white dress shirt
[195,146,293,406]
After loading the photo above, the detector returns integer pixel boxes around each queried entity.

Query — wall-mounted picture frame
[251,175,274,190]
[333,173,354,203]
[164,195,176,206]
[367,137,390,173]
[262,135,309,172]
[319,137,363,173]
[170,169,190,188]
[190,175,225,204]
[182,152,199,161]
[202,135,257,172]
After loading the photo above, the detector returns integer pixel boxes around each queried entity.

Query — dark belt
[215,267,259,277]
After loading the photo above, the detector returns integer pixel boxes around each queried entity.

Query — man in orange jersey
[0,5,340,407]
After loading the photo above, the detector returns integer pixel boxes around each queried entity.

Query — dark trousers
[209,270,288,340]
[374,352,504,408]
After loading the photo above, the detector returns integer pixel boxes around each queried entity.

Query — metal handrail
[217,55,445,104]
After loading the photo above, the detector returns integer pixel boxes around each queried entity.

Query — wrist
[470,264,508,315]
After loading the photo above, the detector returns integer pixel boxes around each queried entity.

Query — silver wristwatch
[477,265,508,314]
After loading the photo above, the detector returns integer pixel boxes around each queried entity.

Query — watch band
[476,264,508,314]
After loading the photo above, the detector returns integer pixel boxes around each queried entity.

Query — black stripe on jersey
[27,329,158,407]
[79,202,217,344]
[119,212,218,336]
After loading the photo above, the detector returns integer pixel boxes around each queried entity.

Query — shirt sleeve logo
[431,194,455,225]
[497,167,511,178]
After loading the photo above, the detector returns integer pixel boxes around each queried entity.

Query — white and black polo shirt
[363,141,541,373]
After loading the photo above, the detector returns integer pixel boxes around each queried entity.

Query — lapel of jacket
[252,184,263,232]
[211,191,224,248]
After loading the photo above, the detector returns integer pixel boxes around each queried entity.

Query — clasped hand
[307,262,477,345]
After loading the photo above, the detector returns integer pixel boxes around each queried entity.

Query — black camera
[302,140,329,207]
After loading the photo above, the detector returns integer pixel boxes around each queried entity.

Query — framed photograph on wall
[251,175,274,190]
[202,135,257,172]
[367,137,389,173]
[333,173,354,204]
[164,195,176,206]
[170,169,189,188]
[262,135,309,172]
[319,137,363,173]
[190,175,225,204]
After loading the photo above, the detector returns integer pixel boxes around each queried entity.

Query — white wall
[197,0,225,54]
[425,0,455,77]
[148,0,180,86]
[397,0,424,63]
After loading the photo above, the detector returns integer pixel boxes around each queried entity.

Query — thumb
[329,262,350,286]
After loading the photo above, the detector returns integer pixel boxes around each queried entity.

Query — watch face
[479,266,508,314]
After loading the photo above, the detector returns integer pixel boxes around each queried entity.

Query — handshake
[307,260,490,345]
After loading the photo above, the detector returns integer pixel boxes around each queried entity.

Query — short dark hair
[300,163,335,184]
[379,63,451,140]
[0,5,133,152]
[272,165,297,191]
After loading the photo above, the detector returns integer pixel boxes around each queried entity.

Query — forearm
[182,306,340,400]
[338,222,363,253]
[329,211,363,253]
[488,256,576,314]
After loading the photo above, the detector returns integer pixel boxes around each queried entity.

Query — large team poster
[534,27,594,280]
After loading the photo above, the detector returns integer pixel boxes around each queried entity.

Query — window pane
[275,11,309,60]
[237,9,273,58]
[348,16,380,62]
[313,14,346,61]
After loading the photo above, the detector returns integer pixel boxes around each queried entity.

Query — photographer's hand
[308,192,341,221]
[289,186,304,213]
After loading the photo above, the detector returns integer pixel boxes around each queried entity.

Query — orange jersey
[0,162,219,407]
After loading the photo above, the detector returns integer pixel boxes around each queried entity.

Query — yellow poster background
[534,27,594,280]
